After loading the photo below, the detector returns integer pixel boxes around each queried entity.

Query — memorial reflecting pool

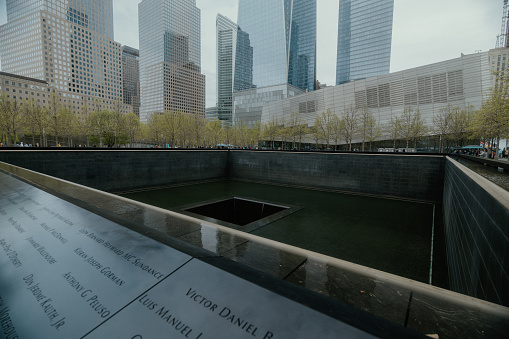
[455,157,509,191]
[119,180,448,288]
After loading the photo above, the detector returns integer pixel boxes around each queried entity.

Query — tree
[236,123,250,148]
[315,109,336,150]
[23,98,48,146]
[263,119,279,149]
[339,105,359,151]
[448,105,472,149]
[87,109,109,147]
[287,112,307,149]
[249,121,262,148]
[398,107,414,152]
[81,104,91,147]
[178,113,193,147]
[162,110,184,147]
[221,124,236,147]
[359,107,378,151]
[124,113,141,147]
[397,107,427,152]
[468,65,509,158]
[276,118,289,150]
[110,104,126,147]
[385,115,401,152]
[410,108,428,151]
[433,105,452,153]
[331,114,343,150]
[206,119,222,147]
[47,93,62,146]
[59,105,79,146]
[470,89,509,159]
[365,114,382,151]
[0,93,23,146]
[146,113,164,145]
[190,114,207,147]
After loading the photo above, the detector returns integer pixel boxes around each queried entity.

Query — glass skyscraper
[122,46,140,117]
[215,14,254,125]
[216,14,237,124]
[236,0,316,92]
[138,0,205,123]
[0,0,126,112]
[336,0,394,85]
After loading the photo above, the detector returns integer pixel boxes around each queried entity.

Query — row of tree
[1,78,508,154]
[0,92,141,147]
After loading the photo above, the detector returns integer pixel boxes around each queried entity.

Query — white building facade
[261,50,495,144]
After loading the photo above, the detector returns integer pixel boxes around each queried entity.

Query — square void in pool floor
[182,197,302,233]
[185,197,288,226]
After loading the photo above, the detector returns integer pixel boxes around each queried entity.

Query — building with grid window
[336,0,394,85]
[0,0,130,114]
[122,46,140,117]
[138,0,205,123]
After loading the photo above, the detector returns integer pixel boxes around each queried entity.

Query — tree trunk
[496,137,500,159]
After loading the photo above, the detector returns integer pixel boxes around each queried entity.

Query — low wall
[0,149,445,201]
[443,157,509,306]
[0,149,229,191]
[229,151,445,202]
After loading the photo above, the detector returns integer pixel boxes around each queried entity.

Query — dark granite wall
[0,150,229,191]
[0,150,445,201]
[229,151,445,202]
[443,158,509,306]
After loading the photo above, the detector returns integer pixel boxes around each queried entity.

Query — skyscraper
[122,46,140,117]
[236,0,316,92]
[336,0,394,85]
[0,0,125,112]
[138,0,205,123]
[216,14,237,124]
[231,0,316,127]
[215,14,254,125]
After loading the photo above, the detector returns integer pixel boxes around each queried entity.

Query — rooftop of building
[0,71,48,85]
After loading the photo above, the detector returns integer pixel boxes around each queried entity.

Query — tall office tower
[0,0,125,111]
[138,0,205,123]
[236,0,316,92]
[216,14,237,125]
[336,0,394,85]
[216,14,254,124]
[122,46,140,117]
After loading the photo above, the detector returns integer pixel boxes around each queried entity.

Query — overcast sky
[0,0,502,107]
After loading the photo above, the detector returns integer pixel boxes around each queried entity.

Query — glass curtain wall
[236,0,316,92]
[336,0,394,85]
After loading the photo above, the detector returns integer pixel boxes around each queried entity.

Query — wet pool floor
[118,180,448,288]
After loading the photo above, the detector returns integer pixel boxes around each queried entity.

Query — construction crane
[496,0,509,48]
